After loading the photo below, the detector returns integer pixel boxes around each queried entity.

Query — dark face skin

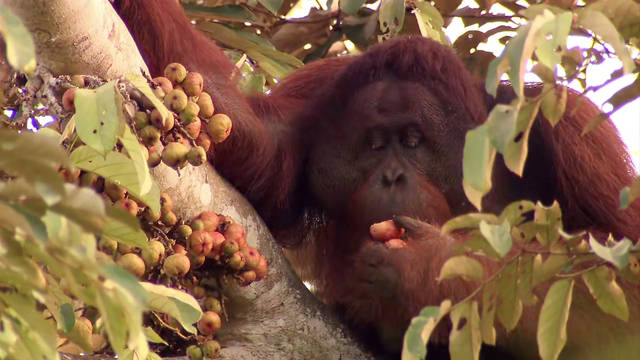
[307,80,471,238]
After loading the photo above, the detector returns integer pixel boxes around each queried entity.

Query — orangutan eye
[403,129,423,148]
[368,131,386,150]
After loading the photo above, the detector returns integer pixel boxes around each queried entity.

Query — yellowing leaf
[537,279,574,360]
[449,301,481,360]
[582,266,629,321]
[438,256,484,282]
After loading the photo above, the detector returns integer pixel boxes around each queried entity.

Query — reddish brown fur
[115,1,640,357]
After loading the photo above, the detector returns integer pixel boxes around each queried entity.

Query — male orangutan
[114,0,640,358]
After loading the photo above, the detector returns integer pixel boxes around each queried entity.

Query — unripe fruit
[153,76,173,94]
[150,108,174,133]
[203,297,222,313]
[70,75,86,88]
[104,180,127,202]
[187,146,207,166]
[62,88,76,112]
[163,253,190,277]
[160,192,174,212]
[141,240,165,267]
[117,253,146,278]
[152,87,165,99]
[180,101,200,123]
[223,239,239,256]
[191,219,205,231]
[206,113,232,143]
[198,211,220,232]
[162,142,190,169]
[98,237,118,255]
[91,333,108,352]
[184,117,202,139]
[173,243,187,255]
[197,311,222,336]
[134,111,149,129]
[147,147,162,168]
[201,340,221,358]
[115,198,139,216]
[69,316,93,351]
[228,251,246,270]
[254,256,268,280]
[243,246,261,270]
[140,125,162,146]
[197,92,215,118]
[370,220,405,242]
[161,210,178,226]
[189,253,206,269]
[176,224,193,239]
[165,89,188,112]
[186,344,203,360]
[239,270,256,286]
[79,171,100,189]
[143,207,161,222]
[191,285,207,299]
[118,242,134,254]
[164,63,187,84]
[384,238,407,249]
[183,72,204,97]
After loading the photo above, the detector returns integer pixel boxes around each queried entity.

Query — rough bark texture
[1,0,374,358]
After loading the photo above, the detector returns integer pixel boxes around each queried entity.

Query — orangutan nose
[382,167,406,187]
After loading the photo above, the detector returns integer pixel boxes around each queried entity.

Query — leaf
[619,176,640,210]
[140,282,202,334]
[485,103,518,153]
[438,255,484,282]
[184,4,261,25]
[541,85,567,127]
[496,262,523,331]
[0,129,67,205]
[103,205,148,249]
[414,1,450,45]
[589,235,632,270]
[534,12,572,71]
[462,124,497,210]
[143,327,168,345]
[70,146,160,215]
[449,301,481,360]
[532,251,570,287]
[340,0,366,15]
[537,279,574,360]
[126,74,170,121]
[585,0,640,41]
[576,9,635,73]
[50,184,106,233]
[582,266,629,321]
[517,255,537,305]
[499,200,535,226]
[442,213,498,234]
[0,8,36,73]
[59,303,76,334]
[103,264,148,305]
[607,75,640,112]
[378,0,406,41]
[119,125,154,196]
[479,220,513,258]
[480,282,497,345]
[503,99,541,176]
[258,0,284,15]
[73,81,123,157]
[401,300,452,360]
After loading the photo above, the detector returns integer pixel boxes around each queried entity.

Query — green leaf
[0,8,35,73]
[619,176,640,210]
[59,303,76,334]
[496,262,523,331]
[140,282,202,334]
[120,125,154,197]
[0,129,67,205]
[532,252,570,287]
[480,282,497,345]
[103,264,148,304]
[438,255,484,282]
[582,266,629,321]
[576,9,635,73]
[485,103,518,153]
[103,205,149,249]
[340,0,366,15]
[537,279,574,360]
[589,235,632,270]
[503,99,541,176]
[534,12,572,70]
[401,300,452,360]
[50,184,106,233]
[70,146,160,215]
[442,213,498,234]
[126,74,170,121]
[462,124,497,210]
[499,200,536,226]
[449,301,481,360]
[258,0,283,15]
[541,85,567,127]
[479,220,512,258]
[73,81,123,157]
[517,255,537,305]
[143,327,168,345]
[414,1,450,45]
[534,201,563,246]
[378,0,406,41]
